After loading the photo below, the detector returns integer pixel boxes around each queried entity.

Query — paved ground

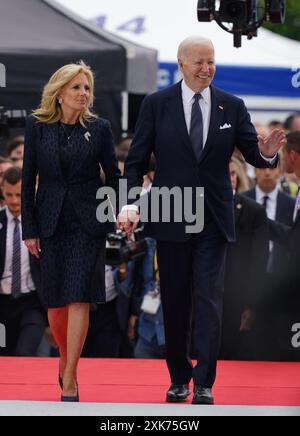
[0,401,299,416]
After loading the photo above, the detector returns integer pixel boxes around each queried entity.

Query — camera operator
[82,262,126,358]
[113,237,166,359]
[82,228,148,358]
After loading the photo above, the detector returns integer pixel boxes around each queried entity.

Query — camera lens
[226,3,243,18]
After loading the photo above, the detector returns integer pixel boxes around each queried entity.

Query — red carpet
[0,358,299,406]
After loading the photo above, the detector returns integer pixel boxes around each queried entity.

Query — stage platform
[0,358,299,416]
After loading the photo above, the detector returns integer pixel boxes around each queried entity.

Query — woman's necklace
[60,122,76,142]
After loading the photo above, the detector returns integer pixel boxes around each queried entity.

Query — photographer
[82,263,125,358]
[113,237,166,359]
[83,235,146,358]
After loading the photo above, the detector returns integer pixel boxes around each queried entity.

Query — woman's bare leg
[48,307,68,379]
[62,303,90,396]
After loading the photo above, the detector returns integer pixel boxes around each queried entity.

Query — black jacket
[0,209,41,292]
[244,188,295,272]
[269,214,300,310]
[124,82,277,242]
[22,116,121,240]
[224,193,269,313]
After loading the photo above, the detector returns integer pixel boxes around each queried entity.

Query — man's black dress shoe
[166,383,191,403]
[192,386,214,405]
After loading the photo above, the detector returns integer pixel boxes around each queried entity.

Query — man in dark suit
[244,166,295,360]
[244,166,295,273]
[0,167,46,356]
[118,37,286,405]
[221,160,269,360]
[269,132,300,361]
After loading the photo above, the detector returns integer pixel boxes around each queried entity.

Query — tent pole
[121,91,129,132]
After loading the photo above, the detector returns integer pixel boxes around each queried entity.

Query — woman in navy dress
[21,62,121,401]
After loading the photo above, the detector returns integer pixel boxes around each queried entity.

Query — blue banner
[159,63,300,98]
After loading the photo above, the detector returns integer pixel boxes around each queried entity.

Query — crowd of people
[0,113,299,362]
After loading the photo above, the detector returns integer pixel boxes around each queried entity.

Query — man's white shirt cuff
[260,152,277,165]
[121,205,139,213]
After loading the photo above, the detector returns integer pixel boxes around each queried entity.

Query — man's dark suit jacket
[244,188,295,273]
[269,213,300,310]
[221,193,269,358]
[0,209,41,292]
[125,82,277,242]
[224,193,269,314]
[21,116,121,240]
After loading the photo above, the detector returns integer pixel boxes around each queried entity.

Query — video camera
[106,228,148,266]
[197,0,286,47]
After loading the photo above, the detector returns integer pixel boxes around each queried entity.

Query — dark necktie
[262,196,272,272]
[11,217,21,298]
[190,94,204,162]
[262,195,269,211]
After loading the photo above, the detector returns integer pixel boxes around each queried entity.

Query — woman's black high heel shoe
[61,383,79,402]
[59,374,63,390]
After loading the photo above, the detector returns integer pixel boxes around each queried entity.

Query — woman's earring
[58,98,62,105]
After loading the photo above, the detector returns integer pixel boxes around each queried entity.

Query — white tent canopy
[47,0,158,95]
[58,0,300,121]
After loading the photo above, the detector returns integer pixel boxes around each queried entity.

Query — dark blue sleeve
[98,119,121,211]
[21,116,39,240]
[124,96,155,201]
[269,218,291,247]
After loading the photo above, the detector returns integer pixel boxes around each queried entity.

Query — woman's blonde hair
[33,61,97,126]
[231,155,250,193]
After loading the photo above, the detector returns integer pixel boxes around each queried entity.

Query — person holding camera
[133,238,165,359]
[21,62,121,402]
[113,237,166,359]
[118,36,285,405]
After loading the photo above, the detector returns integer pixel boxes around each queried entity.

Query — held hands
[258,128,286,158]
[116,209,140,237]
[24,238,41,259]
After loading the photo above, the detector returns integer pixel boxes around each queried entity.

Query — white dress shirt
[0,208,35,295]
[256,185,280,255]
[256,185,279,221]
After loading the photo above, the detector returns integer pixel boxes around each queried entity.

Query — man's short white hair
[178,36,214,62]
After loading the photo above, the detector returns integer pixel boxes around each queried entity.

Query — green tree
[264,0,300,41]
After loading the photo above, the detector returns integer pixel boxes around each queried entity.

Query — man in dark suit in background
[0,167,46,356]
[244,166,295,273]
[244,166,295,360]
[118,36,286,405]
[221,160,269,360]
[269,132,300,361]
